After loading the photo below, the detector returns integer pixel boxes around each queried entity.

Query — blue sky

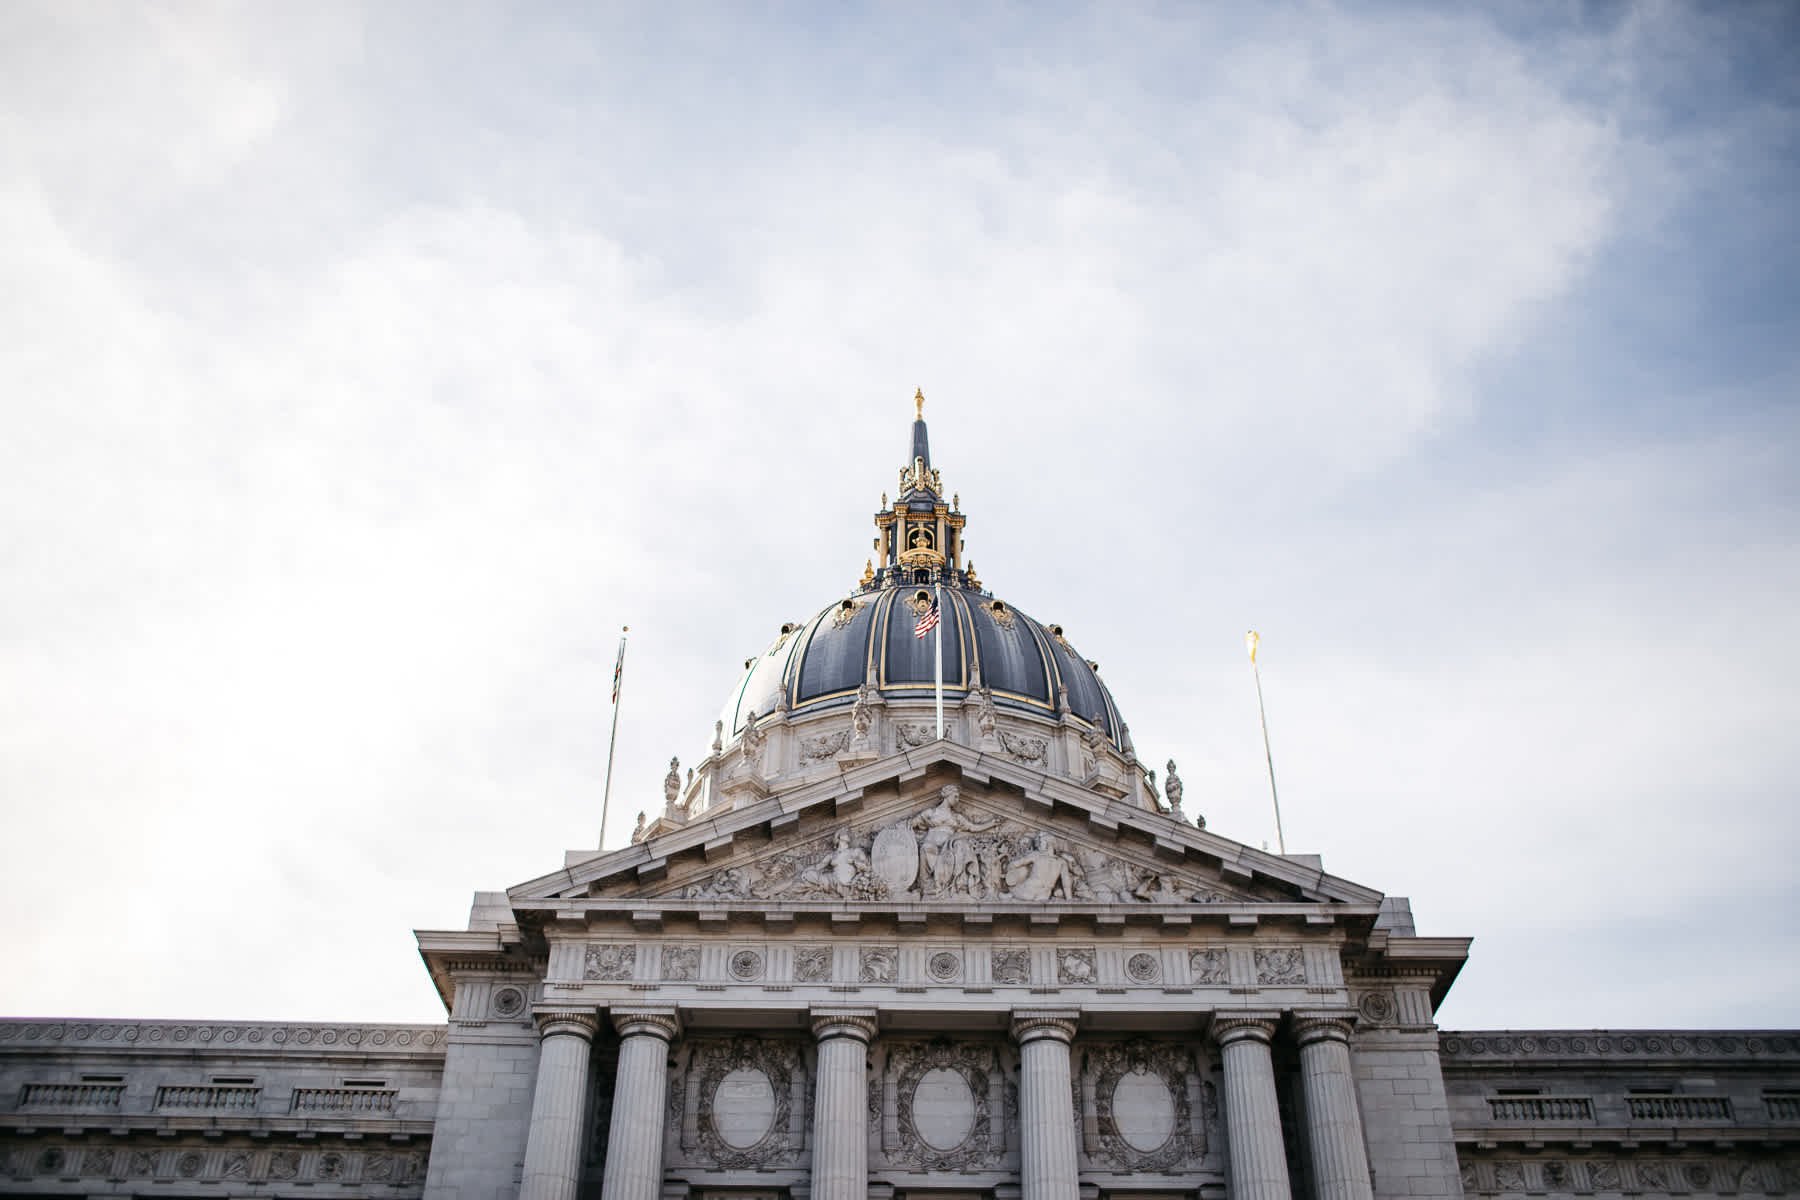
[2,2,1796,1029]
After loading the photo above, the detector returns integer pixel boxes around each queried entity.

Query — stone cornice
[1440,1029,1800,1065]
[518,897,1376,934]
[0,1019,447,1057]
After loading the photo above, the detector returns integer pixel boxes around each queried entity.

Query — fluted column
[598,1008,681,1200]
[1215,1014,1292,1200]
[1295,1014,1374,1200]
[1011,1008,1081,1200]
[519,1009,601,1200]
[809,1007,878,1200]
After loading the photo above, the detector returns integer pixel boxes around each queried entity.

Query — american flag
[913,595,940,638]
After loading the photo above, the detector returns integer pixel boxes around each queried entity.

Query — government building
[4,401,1796,1200]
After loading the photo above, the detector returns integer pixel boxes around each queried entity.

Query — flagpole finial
[914,387,925,420]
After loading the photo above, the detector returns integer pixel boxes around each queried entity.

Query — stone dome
[650,390,1156,833]
[719,585,1125,745]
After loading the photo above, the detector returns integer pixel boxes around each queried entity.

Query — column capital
[1010,1007,1080,1047]
[1292,1012,1358,1048]
[810,1007,878,1045]
[532,1008,601,1042]
[610,1007,681,1043]
[1211,1013,1281,1048]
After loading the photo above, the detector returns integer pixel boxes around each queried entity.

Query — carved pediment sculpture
[655,784,1261,906]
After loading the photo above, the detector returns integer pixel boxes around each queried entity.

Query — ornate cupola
[688,389,1143,829]
[867,389,972,591]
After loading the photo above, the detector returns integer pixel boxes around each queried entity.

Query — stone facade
[0,1019,443,1195]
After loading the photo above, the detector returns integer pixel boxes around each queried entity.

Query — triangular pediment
[632,782,1283,906]
[508,742,1384,913]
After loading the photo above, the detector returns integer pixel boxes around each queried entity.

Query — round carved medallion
[492,987,526,1018]
[1358,991,1395,1024]
[1112,1068,1177,1152]
[928,951,961,982]
[729,950,764,981]
[872,826,920,893]
[713,1067,776,1149]
[1126,953,1160,983]
[913,1067,976,1151]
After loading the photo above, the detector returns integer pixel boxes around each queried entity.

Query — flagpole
[1247,630,1286,854]
[934,582,944,738]
[600,626,628,849]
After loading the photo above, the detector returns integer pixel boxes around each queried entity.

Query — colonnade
[517,1005,1373,1200]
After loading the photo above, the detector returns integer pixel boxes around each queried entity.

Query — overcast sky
[3,2,1796,1033]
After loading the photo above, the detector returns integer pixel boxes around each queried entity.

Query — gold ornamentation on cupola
[897,524,944,566]
[863,388,975,592]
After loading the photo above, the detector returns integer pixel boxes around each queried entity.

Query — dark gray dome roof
[720,584,1124,744]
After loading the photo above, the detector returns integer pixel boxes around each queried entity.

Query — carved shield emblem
[871,826,920,893]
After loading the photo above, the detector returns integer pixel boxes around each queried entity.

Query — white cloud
[0,2,1793,1027]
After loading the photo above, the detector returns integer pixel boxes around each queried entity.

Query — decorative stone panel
[882,1039,1007,1170]
[681,1036,809,1170]
[1076,1038,1215,1172]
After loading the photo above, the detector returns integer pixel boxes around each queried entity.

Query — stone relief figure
[685,866,756,901]
[1255,947,1307,985]
[739,710,766,775]
[860,945,899,983]
[631,811,647,844]
[799,730,851,762]
[1073,847,1136,902]
[1080,723,1107,778]
[1131,868,1189,904]
[1056,947,1097,983]
[664,756,682,808]
[1145,768,1159,803]
[1005,832,1079,902]
[584,943,636,981]
[1163,759,1183,813]
[896,721,935,750]
[662,790,1245,907]
[972,684,998,743]
[992,947,1030,984]
[997,729,1048,765]
[913,786,1000,896]
[849,683,876,749]
[790,830,871,895]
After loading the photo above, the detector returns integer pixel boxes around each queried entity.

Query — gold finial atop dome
[915,387,925,420]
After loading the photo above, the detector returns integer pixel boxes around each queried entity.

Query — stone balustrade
[290,1086,398,1115]
[1486,1095,1595,1122]
[1627,1094,1735,1122]
[155,1083,263,1111]
[18,1081,123,1110]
